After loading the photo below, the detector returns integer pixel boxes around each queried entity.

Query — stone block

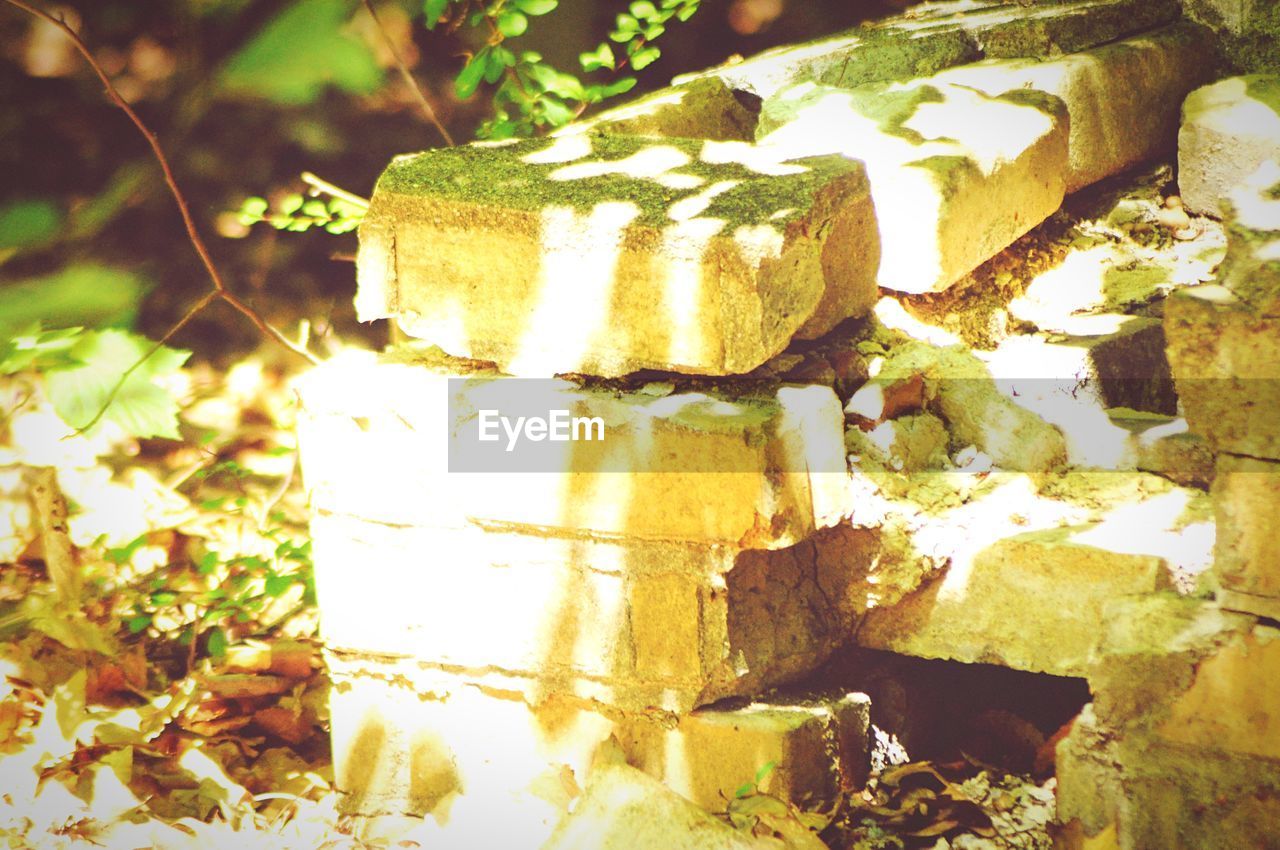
[1180,75,1280,217]
[974,318,1177,469]
[325,654,867,829]
[355,134,878,377]
[618,692,871,811]
[558,76,760,141]
[758,81,1067,294]
[1216,159,1280,315]
[311,514,870,712]
[929,25,1215,194]
[1155,623,1280,760]
[677,0,1178,101]
[1054,705,1122,843]
[543,764,784,850]
[855,521,1184,677]
[1164,284,1280,459]
[295,349,847,550]
[1214,452,1280,607]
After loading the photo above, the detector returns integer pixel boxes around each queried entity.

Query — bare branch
[361,0,455,147]
[301,171,369,209]
[3,0,319,432]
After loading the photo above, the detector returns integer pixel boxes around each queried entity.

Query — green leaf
[579,42,614,72]
[45,329,191,439]
[611,13,639,40]
[0,325,83,376]
[0,199,62,252]
[220,0,382,105]
[281,193,305,215]
[676,2,698,21]
[455,48,490,99]
[0,264,147,339]
[515,0,557,13]
[585,76,636,102]
[206,627,228,659]
[497,10,528,36]
[423,0,449,28]
[629,1,657,18]
[630,44,660,70]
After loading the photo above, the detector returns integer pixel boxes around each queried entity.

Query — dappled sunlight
[507,201,638,377]
[1229,159,1280,239]
[548,145,694,184]
[873,296,963,346]
[758,79,1062,293]
[1073,487,1215,588]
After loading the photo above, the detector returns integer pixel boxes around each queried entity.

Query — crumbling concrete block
[758,81,1067,295]
[1058,598,1280,850]
[1179,75,1280,217]
[544,764,798,850]
[929,25,1215,193]
[325,653,865,832]
[678,0,1178,101]
[355,134,878,377]
[855,522,1181,677]
[1214,453,1280,617]
[558,76,760,142]
[311,515,871,712]
[1164,284,1280,459]
[296,349,847,550]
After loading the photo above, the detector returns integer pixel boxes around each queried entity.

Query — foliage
[429,0,702,139]
[235,194,364,235]
[219,0,384,104]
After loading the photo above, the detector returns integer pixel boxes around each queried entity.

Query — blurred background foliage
[0,0,917,363]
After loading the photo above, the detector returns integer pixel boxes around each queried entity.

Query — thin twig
[361,0,454,146]
[301,171,369,209]
[3,0,318,430]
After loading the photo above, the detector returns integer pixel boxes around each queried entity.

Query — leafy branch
[427,0,701,139]
[2,0,318,431]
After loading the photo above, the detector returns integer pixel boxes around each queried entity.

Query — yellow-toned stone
[758,81,1068,295]
[311,515,871,712]
[326,654,868,828]
[295,349,846,550]
[1165,285,1280,459]
[1157,626,1280,760]
[1214,453,1280,606]
[930,25,1214,194]
[356,135,877,378]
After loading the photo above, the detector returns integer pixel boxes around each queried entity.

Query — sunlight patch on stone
[506,202,638,377]
[523,134,594,165]
[548,145,690,182]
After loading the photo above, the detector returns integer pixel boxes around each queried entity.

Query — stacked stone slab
[1045,76,1280,850]
[301,0,1230,845]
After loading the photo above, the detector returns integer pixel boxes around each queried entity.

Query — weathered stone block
[1214,452,1280,610]
[930,25,1215,194]
[296,349,847,550]
[544,765,782,850]
[619,692,871,810]
[1165,284,1280,459]
[311,514,869,711]
[855,521,1184,676]
[1156,624,1280,760]
[677,0,1178,101]
[326,654,867,829]
[1180,75,1280,216]
[758,81,1067,294]
[356,135,878,377]
[558,76,760,142]
[1216,159,1280,315]
[975,318,1177,469]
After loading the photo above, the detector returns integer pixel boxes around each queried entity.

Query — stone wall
[295,1,1280,847]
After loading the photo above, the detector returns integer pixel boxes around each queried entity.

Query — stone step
[295,348,846,550]
[311,514,872,713]
[757,80,1068,295]
[325,651,868,830]
[852,474,1214,676]
[355,134,878,378]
